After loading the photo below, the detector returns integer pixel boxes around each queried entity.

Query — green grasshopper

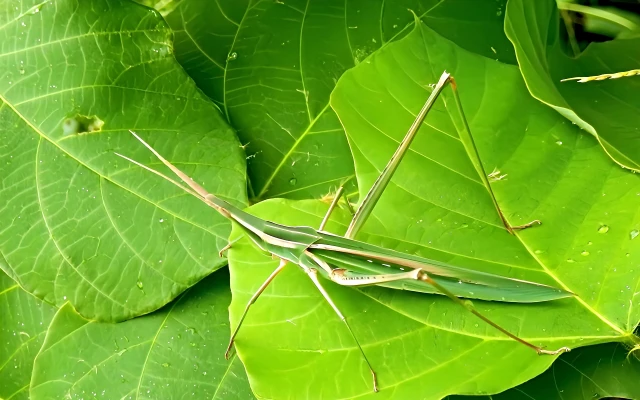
[117,71,573,393]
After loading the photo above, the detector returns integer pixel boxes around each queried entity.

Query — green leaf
[0,270,57,400]
[154,0,517,201]
[505,0,640,171]
[450,343,640,399]
[0,0,247,321]
[142,0,251,109]
[228,21,639,399]
[29,269,253,400]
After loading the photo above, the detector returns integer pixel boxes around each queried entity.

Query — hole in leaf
[62,114,104,135]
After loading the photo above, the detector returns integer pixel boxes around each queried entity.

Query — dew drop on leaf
[581,251,590,256]
[136,281,143,290]
[27,3,44,14]
[162,362,170,368]
[227,52,238,61]
[630,229,639,240]
[597,225,609,233]
[289,177,297,185]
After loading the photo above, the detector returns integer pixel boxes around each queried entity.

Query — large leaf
[137,0,251,109]
[228,200,617,399]
[29,269,253,400]
[153,0,517,201]
[0,270,57,400]
[450,343,640,400]
[227,22,640,399]
[0,0,247,321]
[505,0,640,171]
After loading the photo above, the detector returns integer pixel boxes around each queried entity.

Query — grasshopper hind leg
[305,257,570,357]
[415,270,570,356]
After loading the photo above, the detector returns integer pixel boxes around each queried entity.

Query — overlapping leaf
[0,270,57,400]
[451,343,640,400]
[505,0,640,171]
[151,0,517,201]
[29,269,253,400]
[0,0,247,322]
[227,21,640,399]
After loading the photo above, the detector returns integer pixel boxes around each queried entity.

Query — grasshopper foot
[219,242,233,258]
[509,219,541,232]
[371,370,379,393]
[224,341,235,360]
[537,346,570,355]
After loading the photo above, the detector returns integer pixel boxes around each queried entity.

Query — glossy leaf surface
[505,0,640,171]
[227,21,640,399]
[0,0,247,321]
[153,0,517,201]
[451,343,640,400]
[0,270,56,400]
[29,270,253,400]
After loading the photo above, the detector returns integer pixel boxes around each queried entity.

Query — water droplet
[190,342,197,347]
[581,251,590,256]
[27,3,44,14]
[186,327,197,334]
[136,281,143,290]
[631,229,639,240]
[289,177,297,185]
[555,140,563,145]
[159,218,164,223]
[162,362,170,368]
[227,52,237,61]
[598,225,609,233]
[566,258,575,263]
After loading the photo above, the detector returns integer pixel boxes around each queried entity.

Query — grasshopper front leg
[319,185,346,231]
